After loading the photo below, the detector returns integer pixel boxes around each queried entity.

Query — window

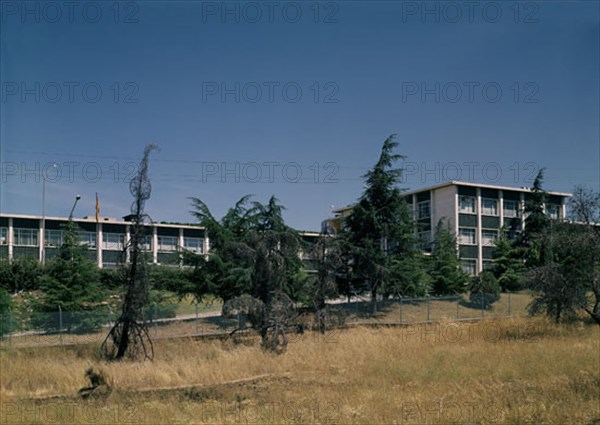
[459,228,476,245]
[79,231,97,248]
[157,236,178,252]
[481,198,498,216]
[45,230,63,247]
[482,229,498,246]
[14,228,38,246]
[461,259,477,276]
[546,204,561,220]
[459,196,476,213]
[0,228,7,245]
[141,235,153,251]
[184,237,203,253]
[503,200,520,218]
[482,260,494,271]
[416,231,431,249]
[102,233,124,250]
[417,201,430,219]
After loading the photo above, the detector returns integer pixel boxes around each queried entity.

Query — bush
[469,271,501,310]
[30,306,109,334]
[0,288,13,336]
[0,258,43,292]
[145,290,178,321]
[99,268,126,290]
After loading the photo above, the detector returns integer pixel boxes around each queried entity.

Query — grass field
[1,316,598,424]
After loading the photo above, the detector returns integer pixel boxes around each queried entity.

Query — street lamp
[67,195,82,262]
[69,195,82,220]
[41,163,58,265]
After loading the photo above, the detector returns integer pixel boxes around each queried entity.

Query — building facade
[0,214,208,268]
[324,181,571,275]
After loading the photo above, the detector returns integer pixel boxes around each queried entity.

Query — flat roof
[0,213,205,230]
[331,181,572,214]
[402,180,572,197]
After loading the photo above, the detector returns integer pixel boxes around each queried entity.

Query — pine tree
[343,135,427,311]
[429,219,469,295]
[492,232,525,292]
[520,169,550,268]
[33,220,107,333]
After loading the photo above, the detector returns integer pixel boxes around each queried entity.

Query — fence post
[481,292,484,318]
[8,308,12,348]
[399,297,403,324]
[456,298,460,319]
[427,295,430,321]
[154,303,158,337]
[508,292,511,316]
[58,305,63,345]
[195,302,199,335]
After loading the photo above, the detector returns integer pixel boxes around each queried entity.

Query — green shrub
[0,287,13,336]
[469,271,501,309]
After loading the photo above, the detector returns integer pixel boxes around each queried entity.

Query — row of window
[459,196,561,219]
[417,197,561,219]
[0,228,203,253]
[416,198,531,219]
[458,227,498,246]
[459,196,519,217]
[416,227,500,247]
[461,259,494,276]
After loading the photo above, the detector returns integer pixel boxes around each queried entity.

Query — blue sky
[1,1,598,230]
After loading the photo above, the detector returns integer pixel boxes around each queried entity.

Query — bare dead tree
[311,234,344,333]
[101,144,159,361]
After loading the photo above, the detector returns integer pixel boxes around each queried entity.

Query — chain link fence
[0,303,241,348]
[337,291,525,324]
[0,292,528,348]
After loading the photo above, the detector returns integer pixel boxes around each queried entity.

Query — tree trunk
[371,287,377,314]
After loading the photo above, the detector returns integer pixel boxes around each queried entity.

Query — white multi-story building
[324,181,571,275]
[0,213,208,268]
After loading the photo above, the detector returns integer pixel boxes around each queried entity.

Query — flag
[95,193,100,222]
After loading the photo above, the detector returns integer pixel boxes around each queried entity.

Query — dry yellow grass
[1,317,598,424]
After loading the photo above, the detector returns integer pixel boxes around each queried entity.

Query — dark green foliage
[342,135,428,310]
[519,169,551,268]
[0,258,43,292]
[492,233,525,292]
[0,287,13,336]
[469,271,501,309]
[527,223,593,323]
[189,195,303,353]
[0,287,11,313]
[429,219,468,295]
[385,253,430,297]
[32,220,107,333]
[146,290,178,320]
[188,195,304,304]
[148,266,191,294]
[99,268,126,290]
[528,262,587,323]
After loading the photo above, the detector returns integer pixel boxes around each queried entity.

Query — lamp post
[69,195,81,220]
[41,164,58,265]
[67,195,81,262]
